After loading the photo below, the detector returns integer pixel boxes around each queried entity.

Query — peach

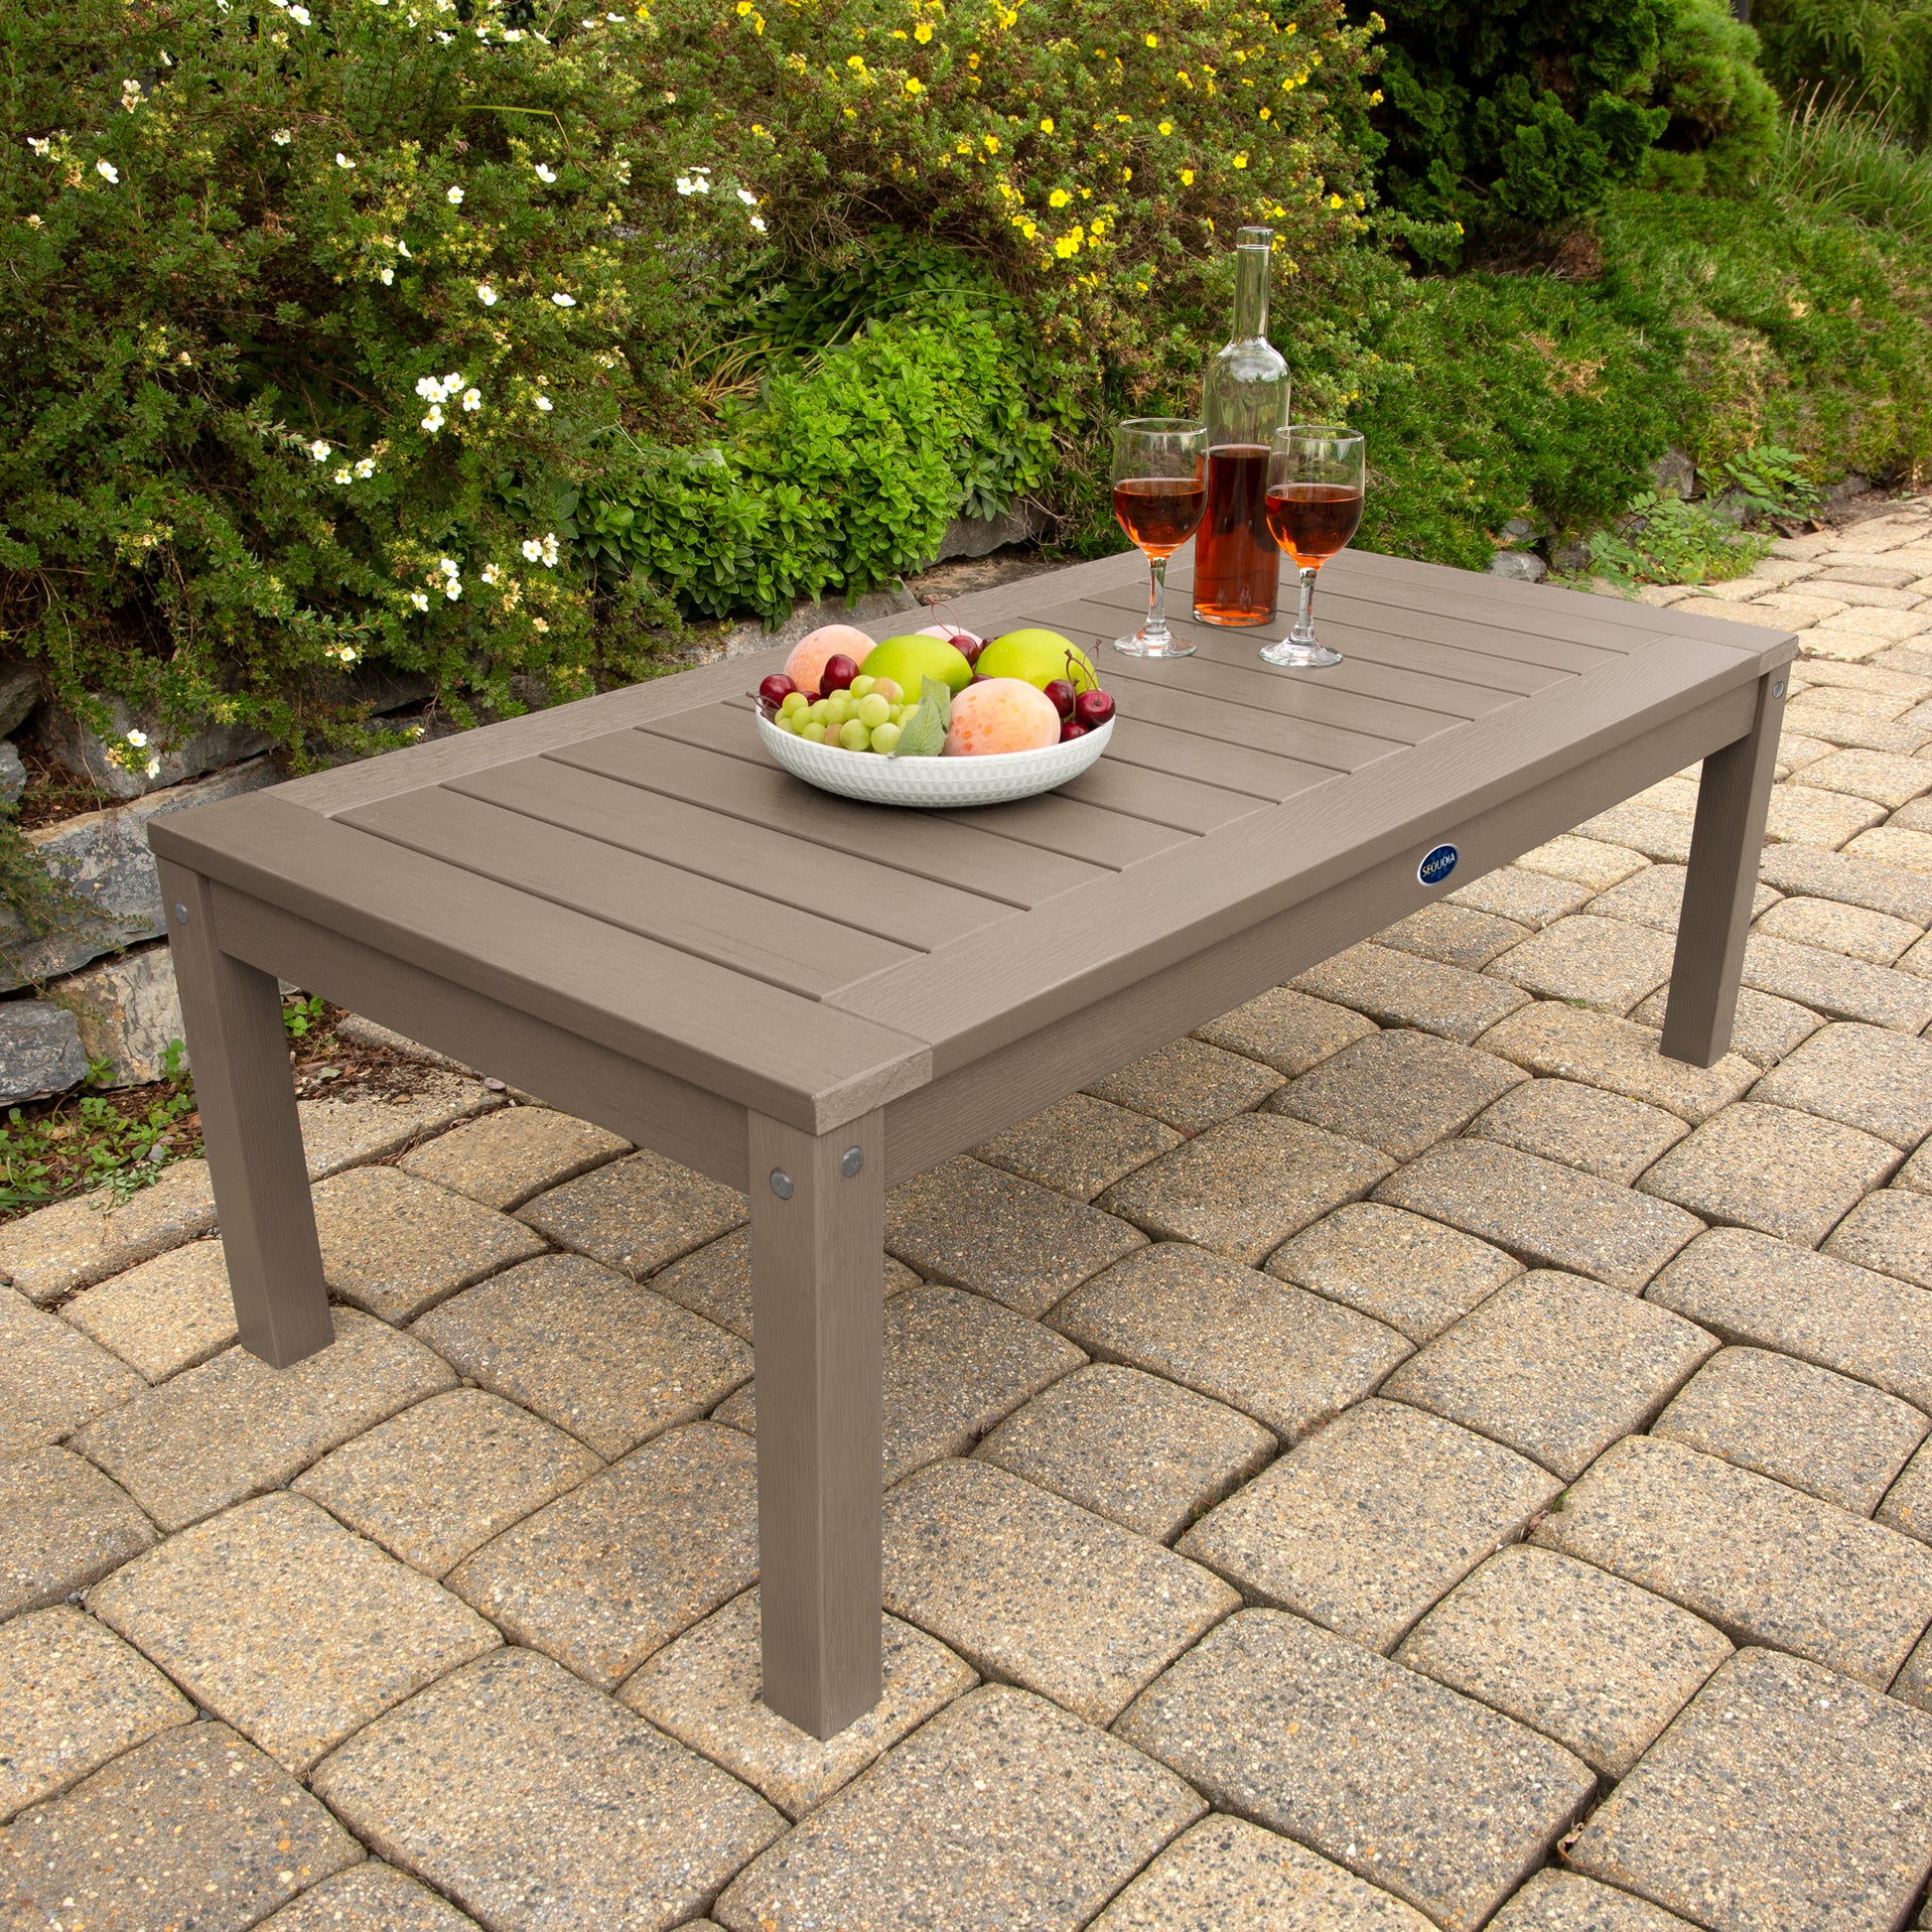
[784,623,875,696]
[943,677,1061,757]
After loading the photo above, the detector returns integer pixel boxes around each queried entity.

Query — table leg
[159,861,334,1368]
[1661,668,1788,1067]
[747,1107,885,1738]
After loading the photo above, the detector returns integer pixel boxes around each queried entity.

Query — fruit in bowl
[944,677,1061,756]
[974,627,1098,695]
[783,623,875,697]
[861,633,977,698]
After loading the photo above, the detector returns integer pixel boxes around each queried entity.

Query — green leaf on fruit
[889,683,950,759]
[919,675,954,732]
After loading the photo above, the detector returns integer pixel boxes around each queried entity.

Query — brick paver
[11,509,1932,1928]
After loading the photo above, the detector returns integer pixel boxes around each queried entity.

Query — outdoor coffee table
[149,544,1795,1737]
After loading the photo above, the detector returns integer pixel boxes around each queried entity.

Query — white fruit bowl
[755,709,1113,807]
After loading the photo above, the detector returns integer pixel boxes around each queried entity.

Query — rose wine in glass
[1112,419,1207,658]
[1194,227,1290,626]
[1260,425,1363,669]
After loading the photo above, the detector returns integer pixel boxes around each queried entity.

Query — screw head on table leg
[769,1169,794,1199]
[174,902,191,924]
[840,1146,865,1176]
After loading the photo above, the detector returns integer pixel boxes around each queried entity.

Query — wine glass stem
[1289,565,1318,645]
[1144,551,1173,647]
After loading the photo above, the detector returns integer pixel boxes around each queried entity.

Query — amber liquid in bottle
[1193,227,1289,627]
[1194,445,1277,623]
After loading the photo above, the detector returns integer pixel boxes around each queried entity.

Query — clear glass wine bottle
[1193,226,1292,627]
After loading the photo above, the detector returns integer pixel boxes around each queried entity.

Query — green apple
[976,627,1098,694]
[860,633,975,698]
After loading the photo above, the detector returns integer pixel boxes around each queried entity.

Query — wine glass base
[1114,631,1196,659]
[1260,638,1342,668]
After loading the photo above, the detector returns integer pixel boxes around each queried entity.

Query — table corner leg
[747,1106,885,1739]
[158,861,333,1368]
[1660,667,1788,1067]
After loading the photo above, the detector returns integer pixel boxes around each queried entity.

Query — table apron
[881,676,1756,1183]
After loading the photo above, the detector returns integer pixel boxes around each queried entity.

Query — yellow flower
[1233,152,1248,169]
[983,132,1000,150]
[1326,192,1341,207]
[1053,229,1081,257]
[967,50,979,66]
[1179,167,1194,184]
[1259,106,1270,119]
[1144,31,1157,46]
[843,103,858,116]
[904,74,923,92]
[1284,19,1296,31]
[846,52,865,67]
[891,27,905,36]
[1368,89,1384,105]
[1121,166,1132,181]
[1038,116,1053,132]
[1048,187,1070,207]
[1022,219,1037,238]
[914,21,931,39]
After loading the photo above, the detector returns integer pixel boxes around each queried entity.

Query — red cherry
[819,654,859,693]
[758,674,795,711]
[953,633,984,666]
[1059,720,1089,743]
[1073,689,1115,729]
[1042,677,1076,719]
[968,672,991,685]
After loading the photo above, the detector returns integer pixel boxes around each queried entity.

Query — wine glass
[1112,419,1207,659]
[1259,425,1364,669]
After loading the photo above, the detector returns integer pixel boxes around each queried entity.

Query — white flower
[533,394,553,412]
[272,128,292,145]
[444,581,462,600]
[521,538,543,562]
[541,532,560,566]
[750,214,766,232]
[446,185,464,205]
[736,187,757,206]
[477,283,497,305]
[581,16,598,25]
[124,728,149,749]
[95,160,119,184]
[481,563,501,585]
[25,213,42,228]
[121,79,144,110]
[675,176,707,196]
[333,467,352,483]
[308,439,331,460]
[289,6,312,24]
[352,457,376,479]
[420,403,446,432]
[438,557,460,577]
[379,267,394,284]
[443,369,464,392]
[145,758,162,778]
[551,291,576,306]
[503,27,523,39]
[340,646,358,664]
[409,591,430,611]
[462,387,482,412]
[396,238,411,257]
[336,152,355,168]
[414,374,440,399]
[28,137,50,156]
[534,163,557,183]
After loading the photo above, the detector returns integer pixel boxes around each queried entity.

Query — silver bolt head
[768,1168,794,1200]
[840,1146,865,1176]
[173,901,191,923]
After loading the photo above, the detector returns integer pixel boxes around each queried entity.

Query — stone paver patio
[9,506,1932,1929]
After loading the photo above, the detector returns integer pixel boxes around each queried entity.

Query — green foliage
[1715,443,1823,514]
[1766,90,1932,232]
[1365,0,1776,243]
[1584,488,1771,588]
[0,1066,200,1213]
[1751,0,1932,148]
[283,993,328,1039]
[580,291,1052,622]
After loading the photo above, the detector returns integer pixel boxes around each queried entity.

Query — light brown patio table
[148,543,1795,1737]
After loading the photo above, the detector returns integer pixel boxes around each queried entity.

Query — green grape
[800,721,828,743]
[779,690,808,717]
[827,693,852,725]
[857,693,892,729]
[838,719,871,752]
[806,699,831,724]
[849,674,876,698]
[870,720,901,756]
[775,711,798,734]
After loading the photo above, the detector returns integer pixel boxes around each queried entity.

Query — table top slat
[1097,718,1345,801]
[1049,758,1275,835]
[548,729,1105,906]
[338,784,916,996]
[445,757,1015,952]
[149,792,931,1129]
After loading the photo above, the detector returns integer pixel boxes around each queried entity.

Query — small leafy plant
[1715,445,1824,517]
[0,1046,200,1215]
[1586,488,1772,588]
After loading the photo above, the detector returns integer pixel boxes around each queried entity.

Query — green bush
[1364,0,1776,243]
[1766,89,1932,231]
[1751,0,1932,148]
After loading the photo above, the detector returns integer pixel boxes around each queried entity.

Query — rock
[0,757,278,991]
[1551,543,1591,574]
[1487,552,1548,584]
[1650,449,1698,499]
[1501,518,1539,544]
[50,945,184,1088]
[936,504,1047,562]
[722,585,921,659]
[0,742,24,809]
[1705,489,1751,527]
[0,1001,88,1102]
[37,697,273,801]
[1827,472,1871,505]
[0,664,42,740]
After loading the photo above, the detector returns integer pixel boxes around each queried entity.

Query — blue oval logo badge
[1419,843,1459,887]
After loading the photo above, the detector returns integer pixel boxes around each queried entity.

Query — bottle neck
[1232,246,1271,343]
